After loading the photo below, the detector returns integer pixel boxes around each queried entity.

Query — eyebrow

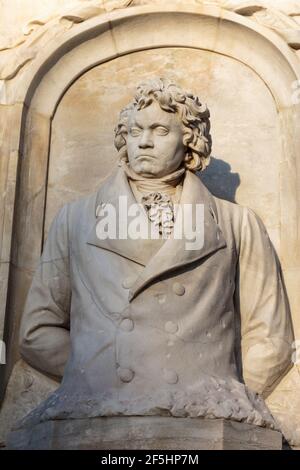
[131,120,169,129]
[149,123,169,129]
[130,120,143,129]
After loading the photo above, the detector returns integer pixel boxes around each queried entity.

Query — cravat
[121,161,185,237]
[141,192,175,237]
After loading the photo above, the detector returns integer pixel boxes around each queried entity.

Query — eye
[154,126,169,136]
[129,127,142,137]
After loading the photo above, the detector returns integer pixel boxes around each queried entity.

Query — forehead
[128,101,181,128]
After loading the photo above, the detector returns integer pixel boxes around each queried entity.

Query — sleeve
[235,207,294,397]
[19,204,71,379]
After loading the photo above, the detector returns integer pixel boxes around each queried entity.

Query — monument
[7,78,293,449]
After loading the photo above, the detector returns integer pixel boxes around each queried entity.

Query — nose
[138,130,154,149]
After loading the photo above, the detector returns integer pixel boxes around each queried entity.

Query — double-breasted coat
[19,167,293,427]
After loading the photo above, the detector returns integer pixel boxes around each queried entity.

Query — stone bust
[17,78,293,431]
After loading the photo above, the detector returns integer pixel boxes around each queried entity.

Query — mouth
[135,155,156,160]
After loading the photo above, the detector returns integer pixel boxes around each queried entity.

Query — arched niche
[1,4,300,418]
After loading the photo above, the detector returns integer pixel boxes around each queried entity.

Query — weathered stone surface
[0,360,58,447]
[0,0,300,451]
[266,365,300,447]
[10,79,292,459]
[7,416,282,450]
[0,104,23,340]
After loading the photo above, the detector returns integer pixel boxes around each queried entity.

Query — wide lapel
[128,171,227,301]
[86,167,164,266]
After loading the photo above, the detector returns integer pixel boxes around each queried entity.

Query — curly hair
[114,78,212,172]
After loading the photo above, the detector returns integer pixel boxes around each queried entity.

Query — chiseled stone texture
[7,416,282,450]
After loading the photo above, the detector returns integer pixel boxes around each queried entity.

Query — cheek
[126,139,137,156]
[165,137,185,159]
[159,137,178,153]
[175,137,186,156]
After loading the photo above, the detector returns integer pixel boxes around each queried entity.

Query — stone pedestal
[8,417,282,450]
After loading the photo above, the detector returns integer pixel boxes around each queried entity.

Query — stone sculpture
[10,78,294,448]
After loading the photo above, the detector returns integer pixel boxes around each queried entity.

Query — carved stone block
[7,417,282,450]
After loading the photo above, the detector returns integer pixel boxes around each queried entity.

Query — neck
[120,161,186,194]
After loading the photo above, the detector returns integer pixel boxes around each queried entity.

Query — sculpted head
[114,78,212,178]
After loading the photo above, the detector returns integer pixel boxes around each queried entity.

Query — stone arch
[1,3,300,412]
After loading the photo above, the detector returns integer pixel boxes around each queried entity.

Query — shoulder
[213,196,263,228]
[47,168,120,238]
[213,196,244,231]
[67,191,98,218]
[49,192,97,229]
[60,171,117,222]
[212,196,267,254]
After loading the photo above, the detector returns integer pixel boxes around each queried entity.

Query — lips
[135,154,156,159]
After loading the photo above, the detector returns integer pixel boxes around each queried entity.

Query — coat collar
[87,167,165,266]
[87,166,227,301]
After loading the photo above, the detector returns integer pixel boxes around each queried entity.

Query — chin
[138,170,158,178]
[133,163,161,178]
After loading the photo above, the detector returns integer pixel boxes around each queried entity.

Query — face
[126,101,186,178]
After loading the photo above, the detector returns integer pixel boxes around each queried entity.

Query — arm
[19,204,71,379]
[235,207,294,397]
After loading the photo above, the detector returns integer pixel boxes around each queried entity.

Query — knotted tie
[121,162,185,238]
[141,192,174,237]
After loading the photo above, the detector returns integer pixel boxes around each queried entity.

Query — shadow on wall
[198,157,241,203]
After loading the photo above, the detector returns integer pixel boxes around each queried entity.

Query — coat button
[172,282,185,296]
[118,367,134,383]
[163,369,178,384]
[120,318,134,332]
[122,276,136,289]
[165,321,178,334]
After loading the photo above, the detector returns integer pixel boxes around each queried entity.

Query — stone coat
[18,167,293,427]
